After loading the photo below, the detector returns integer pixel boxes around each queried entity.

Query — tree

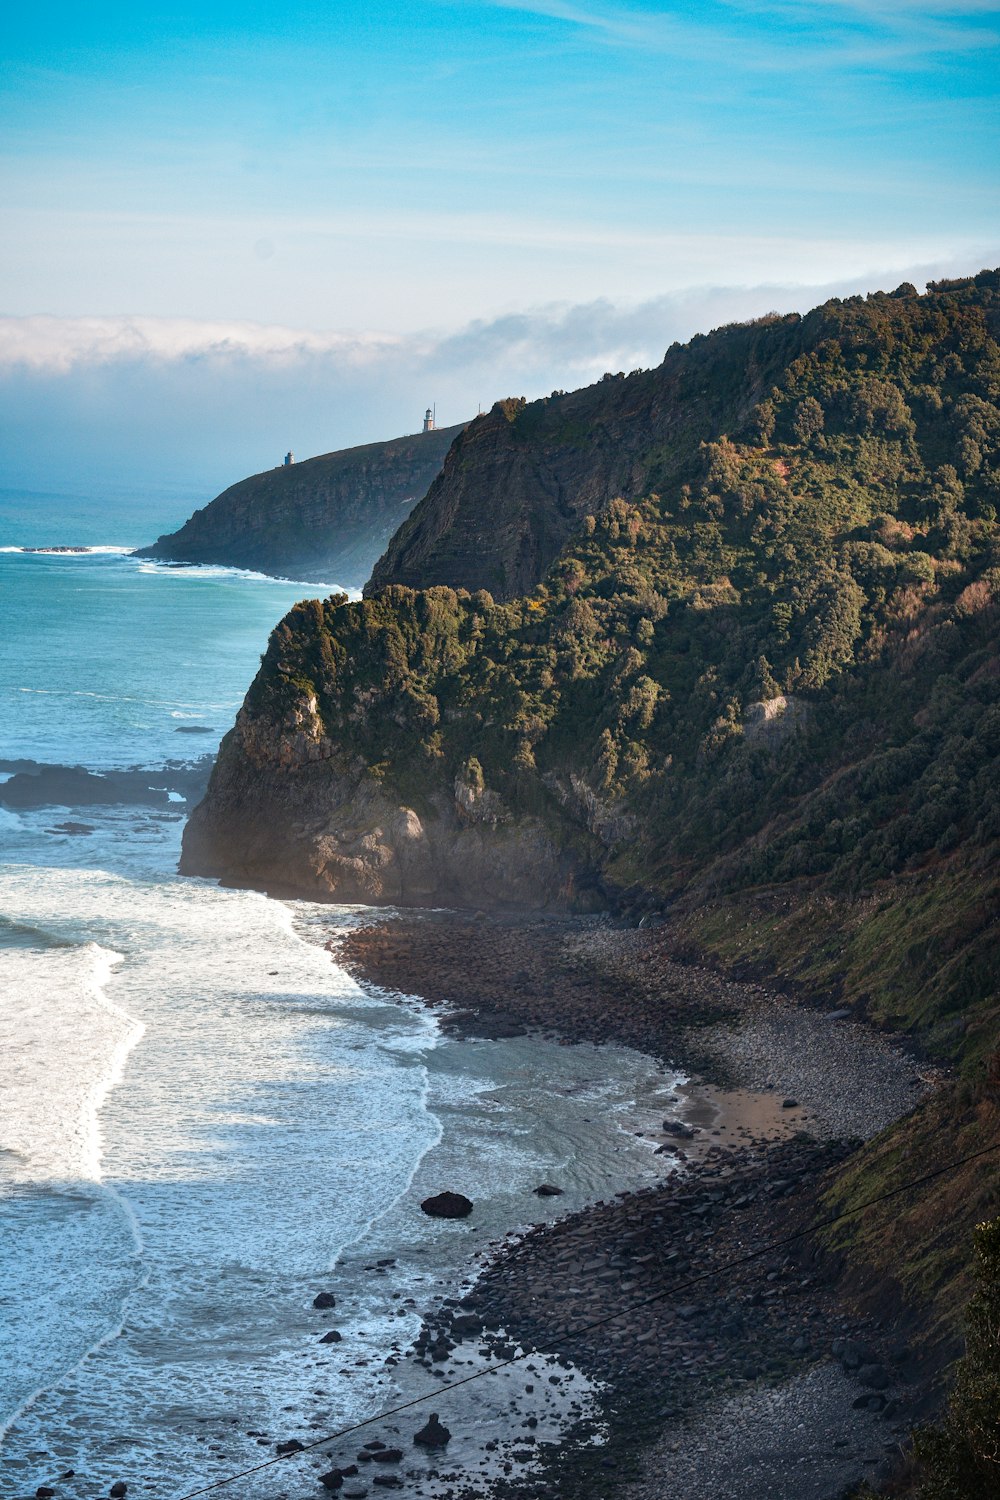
[913,1217,1000,1498]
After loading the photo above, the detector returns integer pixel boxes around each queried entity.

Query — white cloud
[0,314,406,375]
[0,257,984,378]
[1,258,995,498]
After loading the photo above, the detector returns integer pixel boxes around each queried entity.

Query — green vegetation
[255,273,1000,1058]
[912,1216,1000,1497]
[234,272,1000,1490]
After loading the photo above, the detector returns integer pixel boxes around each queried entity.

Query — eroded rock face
[742,694,809,746]
[180,702,582,910]
[137,424,465,586]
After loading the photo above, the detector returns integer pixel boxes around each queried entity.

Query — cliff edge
[139,423,465,585]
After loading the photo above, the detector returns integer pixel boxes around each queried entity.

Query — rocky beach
[312,911,943,1500]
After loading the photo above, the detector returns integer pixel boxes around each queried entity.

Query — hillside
[366,317,816,600]
[182,270,1000,1480]
[186,270,1000,919]
[138,422,465,585]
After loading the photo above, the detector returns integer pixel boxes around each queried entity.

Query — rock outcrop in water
[138,424,465,586]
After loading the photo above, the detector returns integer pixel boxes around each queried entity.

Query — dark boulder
[319,1329,343,1343]
[414,1413,451,1447]
[36,1488,56,1499]
[420,1191,473,1219]
[534,1184,564,1197]
[313,1291,337,1309]
[372,1448,403,1463]
[110,1487,128,1499]
[320,1472,345,1492]
[857,1363,890,1390]
[276,1438,306,1455]
[662,1120,696,1140]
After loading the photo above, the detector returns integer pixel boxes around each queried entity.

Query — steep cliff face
[139,423,465,585]
[366,316,811,600]
[181,660,587,908]
[186,272,1000,938]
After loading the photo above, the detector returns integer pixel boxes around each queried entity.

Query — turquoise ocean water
[0,490,681,1499]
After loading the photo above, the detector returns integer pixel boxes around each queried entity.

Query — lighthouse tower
[422,407,435,433]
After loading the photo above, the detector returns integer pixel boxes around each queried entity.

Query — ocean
[0,493,681,1499]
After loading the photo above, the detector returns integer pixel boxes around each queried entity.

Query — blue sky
[1,2,998,501]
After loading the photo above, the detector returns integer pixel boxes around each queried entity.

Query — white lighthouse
[422,406,435,433]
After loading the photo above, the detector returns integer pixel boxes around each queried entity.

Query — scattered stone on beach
[782,1098,799,1109]
[276,1438,305,1455]
[313,1291,337,1309]
[413,1412,451,1447]
[319,1329,343,1343]
[420,1191,473,1219]
[371,1448,403,1463]
[320,1471,345,1491]
[534,1183,564,1196]
[661,1120,696,1139]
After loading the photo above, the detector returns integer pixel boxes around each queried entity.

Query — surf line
[0,944,149,1447]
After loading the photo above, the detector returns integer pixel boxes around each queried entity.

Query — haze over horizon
[2,1,998,501]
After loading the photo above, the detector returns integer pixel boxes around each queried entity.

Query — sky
[1,1,998,512]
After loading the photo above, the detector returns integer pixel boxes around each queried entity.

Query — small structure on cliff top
[422,406,435,433]
[283,451,294,466]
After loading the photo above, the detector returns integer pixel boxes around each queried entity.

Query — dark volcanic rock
[1,760,212,810]
[313,1291,337,1309]
[276,1438,305,1454]
[137,424,466,587]
[319,1328,343,1343]
[110,1485,128,1498]
[420,1191,473,1219]
[414,1412,451,1447]
[534,1183,564,1196]
[320,1470,345,1491]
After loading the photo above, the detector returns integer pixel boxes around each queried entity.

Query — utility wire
[173,1137,999,1499]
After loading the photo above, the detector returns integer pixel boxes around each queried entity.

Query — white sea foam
[0,942,146,1444]
[0,943,140,1186]
[0,545,135,555]
[131,557,356,593]
[0,865,677,1497]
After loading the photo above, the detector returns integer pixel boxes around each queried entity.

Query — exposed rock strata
[180,703,583,908]
[139,424,465,585]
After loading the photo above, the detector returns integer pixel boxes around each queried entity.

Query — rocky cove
[286,910,943,1500]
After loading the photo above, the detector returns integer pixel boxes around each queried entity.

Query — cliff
[138,423,465,585]
[181,270,1000,1494]
[185,271,1000,935]
[366,317,814,600]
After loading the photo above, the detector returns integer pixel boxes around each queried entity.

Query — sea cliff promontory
[139,422,465,585]
[182,269,1000,1496]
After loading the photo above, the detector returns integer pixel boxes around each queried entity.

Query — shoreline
[331,910,939,1500]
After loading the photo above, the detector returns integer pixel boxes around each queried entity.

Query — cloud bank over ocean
[1,261,994,501]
